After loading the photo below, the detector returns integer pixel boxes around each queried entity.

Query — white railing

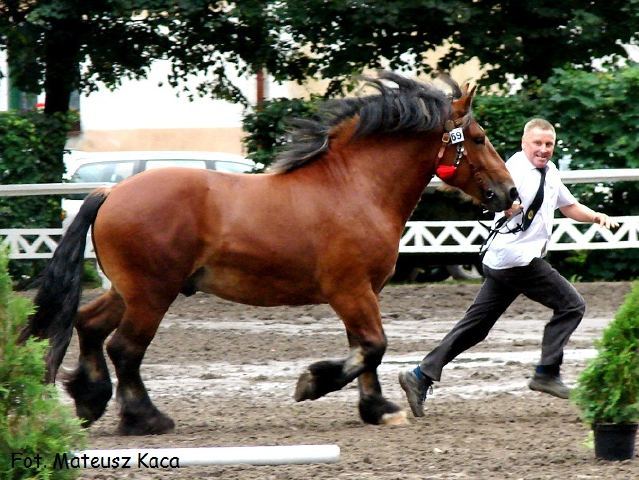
[3,216,635,263]
[3,168,639,197]
[1,169,638,261]
[0,229,97,259]
[0,182,111,196]
[400,217,639,253]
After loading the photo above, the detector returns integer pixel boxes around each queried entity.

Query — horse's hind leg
[65,289,124,426]
[295,288,407,425]
[106,296,176,436]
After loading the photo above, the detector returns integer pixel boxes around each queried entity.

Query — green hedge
[0,111,71,287]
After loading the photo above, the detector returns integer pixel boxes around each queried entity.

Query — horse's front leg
[294,288,407,425]
[355,354,406,425]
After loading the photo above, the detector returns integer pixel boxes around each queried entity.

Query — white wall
[80,60,290,131]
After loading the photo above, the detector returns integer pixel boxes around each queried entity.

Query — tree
[2,1,164,115]
[281,0,639,92]
[4,1,638,117]
[0,1,308,115]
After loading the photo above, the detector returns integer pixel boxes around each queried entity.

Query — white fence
[400,216,639,253]
[2,169,639,262]
[3,216,638,262]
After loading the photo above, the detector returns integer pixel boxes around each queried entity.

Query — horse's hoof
[359,396,406,425]
[64,366,112,426]
[118,412,175,436]
[294,371,317,401]
[76,406,101,428]
[381,409,409,426]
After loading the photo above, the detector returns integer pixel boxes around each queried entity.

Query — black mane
[270,72,459,173]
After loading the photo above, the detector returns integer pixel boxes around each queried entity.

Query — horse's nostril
[485,190,495,200]
[509,187,519,201]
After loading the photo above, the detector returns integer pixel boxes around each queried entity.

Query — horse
[20,72,517,435]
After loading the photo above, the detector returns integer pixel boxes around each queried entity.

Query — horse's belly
[195,267,325,307]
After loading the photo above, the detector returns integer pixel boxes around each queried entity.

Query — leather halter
[435,117,468,181]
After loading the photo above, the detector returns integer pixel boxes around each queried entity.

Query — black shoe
[398,370,432,417]
[528,373,570,399]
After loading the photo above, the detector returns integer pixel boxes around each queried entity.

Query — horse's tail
[18,188,110,383]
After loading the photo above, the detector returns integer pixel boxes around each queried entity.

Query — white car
[62,150,255,227]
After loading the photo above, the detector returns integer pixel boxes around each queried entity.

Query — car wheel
[446,264,482,280]
[409,266,451,282]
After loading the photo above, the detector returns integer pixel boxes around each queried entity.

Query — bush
[572,281,639,425]
[473,92,536,161]
[0,249,85,479]
[0,111,72,287]
[0,111,69,223]
[242,97,319,171]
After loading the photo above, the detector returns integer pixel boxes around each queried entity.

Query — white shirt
[482,151,577,269]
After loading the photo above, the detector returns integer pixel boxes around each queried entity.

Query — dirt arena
[58,281,638,479]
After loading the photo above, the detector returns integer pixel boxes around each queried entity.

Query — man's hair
[523,118,555,138]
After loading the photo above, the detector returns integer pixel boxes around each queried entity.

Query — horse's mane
[270,72,462,173]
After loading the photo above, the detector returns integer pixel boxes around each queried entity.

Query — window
[145,160,208,171]
[71,161,136,183]
[215,161,253,173]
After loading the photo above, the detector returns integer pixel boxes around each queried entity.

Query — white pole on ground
[70,444,340,468]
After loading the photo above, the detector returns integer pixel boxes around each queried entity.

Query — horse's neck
[320,133,440,224]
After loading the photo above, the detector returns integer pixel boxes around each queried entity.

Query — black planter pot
[593,423,638,461]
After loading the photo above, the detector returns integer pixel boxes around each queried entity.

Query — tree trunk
[43,20,82,115]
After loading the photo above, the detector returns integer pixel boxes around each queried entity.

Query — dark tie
[522,167,547,231]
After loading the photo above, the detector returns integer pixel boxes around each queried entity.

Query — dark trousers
[420,257,585,381]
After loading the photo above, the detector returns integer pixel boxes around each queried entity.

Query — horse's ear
[461,84,477,112]
[451,82,477,115]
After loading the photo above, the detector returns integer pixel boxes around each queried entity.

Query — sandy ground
[54,281,638,479]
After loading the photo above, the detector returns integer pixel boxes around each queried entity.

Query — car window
[71,161,136,183]
[215,161,253,173]
[145,160,208,171]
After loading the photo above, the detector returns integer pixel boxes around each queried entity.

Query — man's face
[522,127,555,169]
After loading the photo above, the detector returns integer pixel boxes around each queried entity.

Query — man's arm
[559,203,619,229]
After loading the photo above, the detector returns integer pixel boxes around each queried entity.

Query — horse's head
[434,83,517,212]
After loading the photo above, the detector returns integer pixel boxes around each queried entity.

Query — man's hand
[593,212,619,230]
[504,200,522,218]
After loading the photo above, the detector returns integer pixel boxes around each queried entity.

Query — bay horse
[20,72,517,435]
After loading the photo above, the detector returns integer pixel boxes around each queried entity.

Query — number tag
[449,127,464,144]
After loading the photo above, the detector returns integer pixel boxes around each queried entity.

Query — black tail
[18,189,109,383]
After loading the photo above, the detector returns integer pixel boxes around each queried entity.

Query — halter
[435,117,468,181]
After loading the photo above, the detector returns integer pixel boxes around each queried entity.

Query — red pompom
[436,165,457,181]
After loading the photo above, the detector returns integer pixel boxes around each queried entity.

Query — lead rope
[479,167,546,260]
[478,201,523,261]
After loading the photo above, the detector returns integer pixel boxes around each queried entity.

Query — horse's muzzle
[484,186,518,212]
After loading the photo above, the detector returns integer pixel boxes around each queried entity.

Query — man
[399,118,618,418]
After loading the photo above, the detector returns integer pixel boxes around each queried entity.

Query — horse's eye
[474,136,485,145]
